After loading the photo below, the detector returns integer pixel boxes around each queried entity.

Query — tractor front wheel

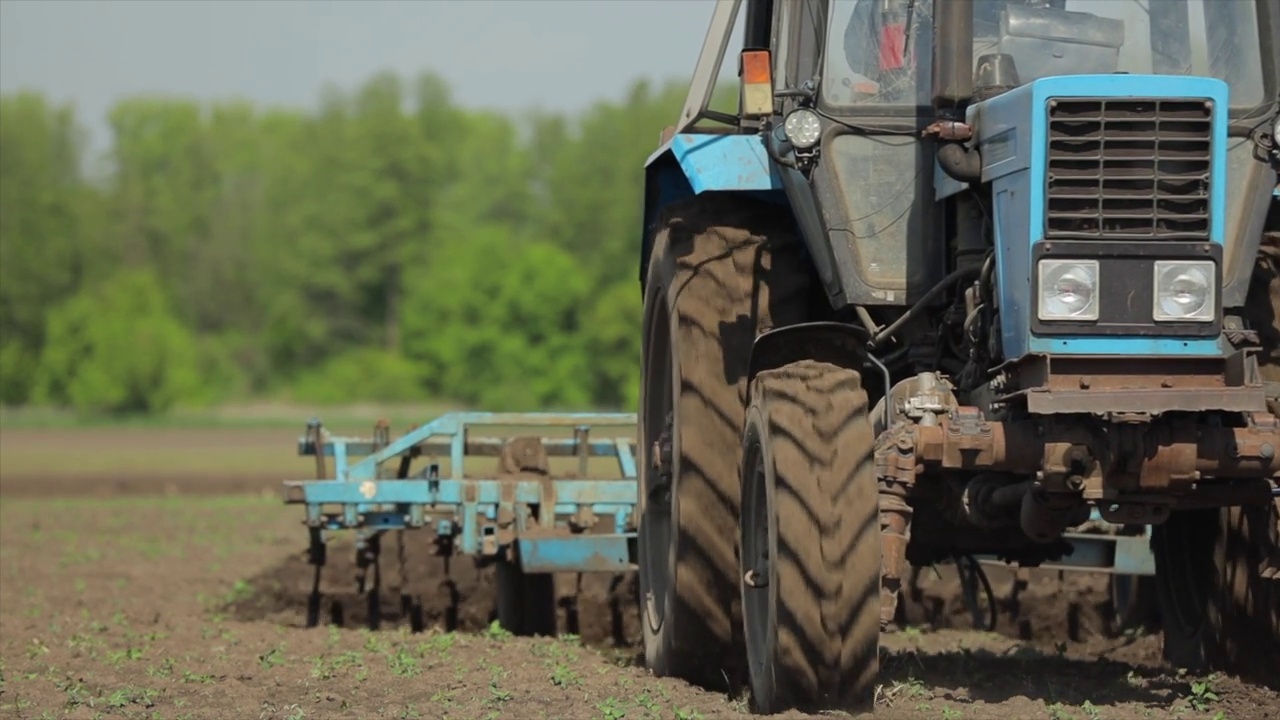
[739,360,881,714]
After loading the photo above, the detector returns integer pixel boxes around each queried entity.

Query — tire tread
[750,359,880,711]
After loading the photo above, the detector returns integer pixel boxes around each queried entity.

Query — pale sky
[0,0,743,153]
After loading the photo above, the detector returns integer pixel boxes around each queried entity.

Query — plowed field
[1,427,1276,719]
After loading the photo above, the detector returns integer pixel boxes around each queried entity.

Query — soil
[2,463,1278,719]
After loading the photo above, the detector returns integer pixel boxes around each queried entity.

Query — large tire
[1151,501,1280,689]
[638,195,813,689]
[739,360,881,714]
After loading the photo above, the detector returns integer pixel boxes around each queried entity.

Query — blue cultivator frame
[285,412,639,631]
[950,510,1155,632]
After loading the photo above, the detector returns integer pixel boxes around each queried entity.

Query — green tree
[585,281,643,410]
[1,68,713,413]
[32,269,204,414]
[401,225,593,411]
[0,93,102,403]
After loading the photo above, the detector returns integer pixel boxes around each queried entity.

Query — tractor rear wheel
[739,360,881,714]
[1151,499,1280,689]
[638,195,813,689]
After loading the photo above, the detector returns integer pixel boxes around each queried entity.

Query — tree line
[0,71,712,415]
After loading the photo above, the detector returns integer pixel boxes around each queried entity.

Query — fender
[746,321,872,395]
[639,132,785,289]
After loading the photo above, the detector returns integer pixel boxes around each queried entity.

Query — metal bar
[307,419,328,480]
[615,438,638,479]
[575,425,590,478]
[334,441,348,482]
[299,414,636,466]
[971,533,1156,576]
[443,411,635,426]
[516,535,635,573]
[285,479,639,506]
[462,502,479,555]
[300,437,636,459]
[305,504,638,530]
[677,0,742,134]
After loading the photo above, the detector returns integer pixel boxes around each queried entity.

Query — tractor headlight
[1038,259,1099,321]
[1153,260,1215,322]
[782,109,822,149]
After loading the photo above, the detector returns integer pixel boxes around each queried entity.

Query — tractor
[637,0,1280,713]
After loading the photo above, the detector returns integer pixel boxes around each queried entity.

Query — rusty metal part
[493,437,556,559]
[878,478,912,630]
[998,352,1268,416]
[651,411,673,487]
[908,407,1040,472]
[922,120,973,141]
[499,436,552,475]
[885,407,1280,496]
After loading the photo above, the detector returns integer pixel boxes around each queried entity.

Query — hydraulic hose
[871,265,982,348]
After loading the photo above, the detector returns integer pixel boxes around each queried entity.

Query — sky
[0,0,742,153]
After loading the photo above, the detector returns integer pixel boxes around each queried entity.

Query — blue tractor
[638,0,1280,712]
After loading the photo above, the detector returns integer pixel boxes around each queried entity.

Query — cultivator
[284,412,639,634]
[951,510,1155,633]
[283,410,1161,636]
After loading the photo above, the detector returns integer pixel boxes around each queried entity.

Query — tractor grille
[1045,98,1212,240]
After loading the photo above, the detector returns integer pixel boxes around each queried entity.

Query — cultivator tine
[301,419,331,629]
[306,563,323,627]
[562,573,582,636]
[386,423,424,628]
[356,533,383,630]
[608,573,627,646]
[345,420,394,631]
[305,527,326,628]
[954,554,996,632]
[395,527,425,632]
[441,556,460,631]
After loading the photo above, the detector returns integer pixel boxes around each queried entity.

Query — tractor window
[968,0,1267,110]
[822,0,935,110]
